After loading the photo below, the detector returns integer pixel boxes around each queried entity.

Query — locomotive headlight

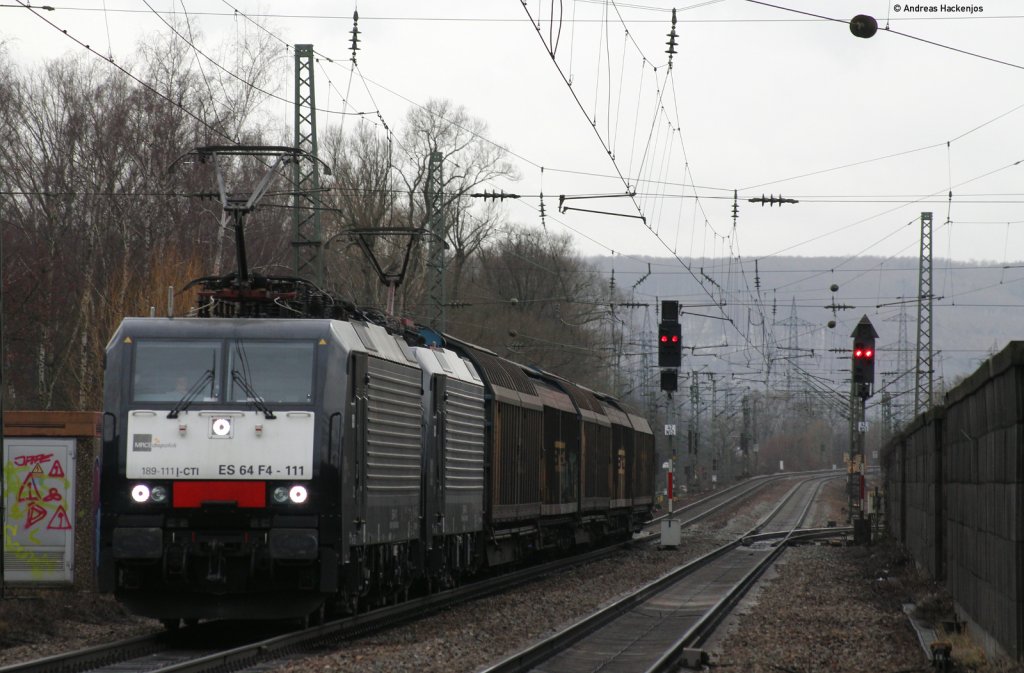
[131,484,151,503]
[211,417,233,438]
[150,485,169,504]
[272,485,308,505]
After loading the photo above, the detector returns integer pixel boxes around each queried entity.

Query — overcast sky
[4,0,1024,268]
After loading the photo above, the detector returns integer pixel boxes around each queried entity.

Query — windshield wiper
[167,370,214,419]
[231,369,276,419]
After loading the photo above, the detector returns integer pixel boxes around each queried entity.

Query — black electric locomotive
[96,313,655,623]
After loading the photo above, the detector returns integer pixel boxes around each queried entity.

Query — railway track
[479,474,847,673]
[0,471,837,673]
[644,471,817,531]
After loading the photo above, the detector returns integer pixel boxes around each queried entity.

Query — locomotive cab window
[228,341,315,404]
[132,340,222,402]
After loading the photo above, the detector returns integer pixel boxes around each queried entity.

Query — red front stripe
[173,481,266,508]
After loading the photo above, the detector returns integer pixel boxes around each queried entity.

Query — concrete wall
[883,342,1024,661]
[883,409,944,578]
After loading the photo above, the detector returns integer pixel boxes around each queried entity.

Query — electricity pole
[292,44,324,286]
[914,212,933,417]
[689,373,701,490]
[425,150,446,332]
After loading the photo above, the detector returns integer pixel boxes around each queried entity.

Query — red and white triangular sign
[47,505,72,531]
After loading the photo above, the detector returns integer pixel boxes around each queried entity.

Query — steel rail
[478,474,843,673]
[644,476,840,673]
[0,631,174,673]
[154,479,829,673]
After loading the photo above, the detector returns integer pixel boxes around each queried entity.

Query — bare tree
[319,121,405,306]
[0,26,280,410]
[450,227,615,391]
[397,98,520,305]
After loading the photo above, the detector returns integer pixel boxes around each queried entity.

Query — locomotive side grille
[364,358,422,495]
[444,379,485,493]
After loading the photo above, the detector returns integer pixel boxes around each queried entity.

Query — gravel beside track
[711,543,928,673]
[0,591,159,664]
[270,479,799,673]
[708,478,928,673]
[4,475,1015,673]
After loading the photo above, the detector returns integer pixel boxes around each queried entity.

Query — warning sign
[17,473,41,503]
[47,505,72,531]
[48,460,65,478]
[25,503,47,528]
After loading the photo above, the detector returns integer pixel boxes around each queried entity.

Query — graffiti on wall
[3,439,76,583]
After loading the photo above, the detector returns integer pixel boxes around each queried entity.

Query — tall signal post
[658,300,681,512]
[850,315,878,542]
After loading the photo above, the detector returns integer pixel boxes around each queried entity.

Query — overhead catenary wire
[170,0,1024,292]
[140,0,372,119]
[519,0,743,341]
[14,0,242,145]
[14,0,1023,408]
[743,0,1024,73]
[216,0,1024,326]
[26,3,1024,24]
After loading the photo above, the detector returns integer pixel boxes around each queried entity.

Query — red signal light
[658,322,682,367]
[864,349,873,359]
[854,348,864,358]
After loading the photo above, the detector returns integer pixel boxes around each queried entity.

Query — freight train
[96,309,656,625]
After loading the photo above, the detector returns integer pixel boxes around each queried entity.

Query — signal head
[657,322,682,368]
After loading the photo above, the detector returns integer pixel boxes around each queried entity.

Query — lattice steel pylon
[883,303,913,428]
[881,392,893,442]
[775,297,814,397]
[425,150,446,331]
[895,303,912,425]
[914,212,934,417]
[292,44,324,286]
[637,306,656,421]
[689,373,701,484]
